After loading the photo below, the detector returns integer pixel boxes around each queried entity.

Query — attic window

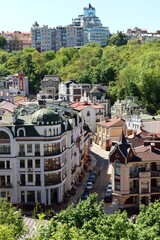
[87,111,90,117]
[115,153,119,158]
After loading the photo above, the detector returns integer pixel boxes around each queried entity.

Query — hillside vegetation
[1,41,160,113]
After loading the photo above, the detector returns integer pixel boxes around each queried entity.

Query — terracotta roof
[134,145,160,161]
[0,101,17,113]
[70,102,104,111]
[97,118,126,127]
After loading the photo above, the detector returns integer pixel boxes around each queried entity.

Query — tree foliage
[0,35,7,49]
[0,198,25,239]
[1,41,160,112]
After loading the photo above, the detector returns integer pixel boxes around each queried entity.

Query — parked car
[106,184,112,193]
[81,190,90,200]
[104,192,113,203]
[86,181,93,190]
[88,175,96,183]
[92,171,97,178]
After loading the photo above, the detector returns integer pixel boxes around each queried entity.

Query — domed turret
[31,108,61,125]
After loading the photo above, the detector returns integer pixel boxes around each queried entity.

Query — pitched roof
[97,118,126,127]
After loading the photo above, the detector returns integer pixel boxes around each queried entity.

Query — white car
[86,181,93,190]
[106,184,112,193]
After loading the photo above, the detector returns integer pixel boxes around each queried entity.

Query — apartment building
[109,133,160,209]
[31,4,110,52]
[2,31,31,52]
[0,73,29,103]
[0,103,91,205]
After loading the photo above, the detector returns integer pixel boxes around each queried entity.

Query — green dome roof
[31,108,61,125]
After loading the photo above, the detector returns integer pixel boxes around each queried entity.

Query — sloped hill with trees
[1,41,160,113]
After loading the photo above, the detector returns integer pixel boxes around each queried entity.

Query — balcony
[44,149,61,157]
[151,171,160,177]
[19,152,25,157]
[44,165,61,171]
[35,152,40,156]
[0,183,13,188]
[71,165,77,174]
[139,172,151,178]
[45,179,61,186]
[130,188,139,194]
[151,186,160,193]
[130,171,151,179]
[141,188,149,194]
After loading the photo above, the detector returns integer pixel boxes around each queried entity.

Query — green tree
[0,198,25,239]
[0,35,7,49]
[107,31,128,46]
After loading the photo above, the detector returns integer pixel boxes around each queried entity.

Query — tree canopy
[0,198,25,240]
[1,41,160,113]
[34,195,160,240]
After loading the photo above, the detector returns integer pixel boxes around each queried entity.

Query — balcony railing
[0,183,13,188]
[130,171,151,178]
[44,149,61,156]
[151,171,160,177]
[71,165,77,174]
[130,188,139,194]
[45,179,61,186]
[141,189,149,194]
[19,152,25,156]
[151,186,160,193]
[35,152,40,156]
[44,165,61,171]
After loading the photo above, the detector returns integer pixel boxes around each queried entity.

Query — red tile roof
[97,118,126,127]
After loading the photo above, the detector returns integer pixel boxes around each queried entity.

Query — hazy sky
[1,0,160,33]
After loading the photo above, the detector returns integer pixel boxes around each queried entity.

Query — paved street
[68,143,119,214]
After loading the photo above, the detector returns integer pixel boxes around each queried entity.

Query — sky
[1,0,160,34]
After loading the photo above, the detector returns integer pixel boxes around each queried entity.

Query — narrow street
[90,143,119,214]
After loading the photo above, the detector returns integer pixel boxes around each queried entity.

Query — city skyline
[1,0,160,34]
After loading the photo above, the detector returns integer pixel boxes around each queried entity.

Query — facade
[72,4,110,46]
[37,75,61,100]
[0,103,91,205]
[31,4,110,52]
[109,134,160,209]
[2,31,31,52]
[58,81,91,102]
[126,27,160,43]
[95,118,127,150]
[70,101,105,133]
[0,73,29,103]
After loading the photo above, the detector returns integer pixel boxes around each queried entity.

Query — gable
[109,146,126,164]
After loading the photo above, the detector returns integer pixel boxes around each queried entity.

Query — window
[19,129,25,137]
[20,160,25,168]
[6,161,10,169]
[19,144,25,152]
[21,191,25,203]
[115,179,120,191]
[115,160,121,176]
[87,111,90,116]
[20,174,25,185]
[27,191,35,202]
[27,144,32,153]
[35,159,40,168]
[28,174,33,182]
[0,161,5,169]
[27,160,32,169]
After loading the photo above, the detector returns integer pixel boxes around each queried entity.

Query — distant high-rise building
[31,4,110,52]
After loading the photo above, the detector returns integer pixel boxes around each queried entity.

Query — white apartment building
[0,105,91,205]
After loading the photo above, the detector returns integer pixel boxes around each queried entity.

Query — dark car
[88,175,96,183]
[104,192,113,203]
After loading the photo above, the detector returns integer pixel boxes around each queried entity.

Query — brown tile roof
[134,145,160,161]
[97,118,126,127]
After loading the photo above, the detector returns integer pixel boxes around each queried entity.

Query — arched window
[115,160,121,176]
[18,129,25,137]
[0,131,10,139]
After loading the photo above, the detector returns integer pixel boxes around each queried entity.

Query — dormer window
[18,129,25,137]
